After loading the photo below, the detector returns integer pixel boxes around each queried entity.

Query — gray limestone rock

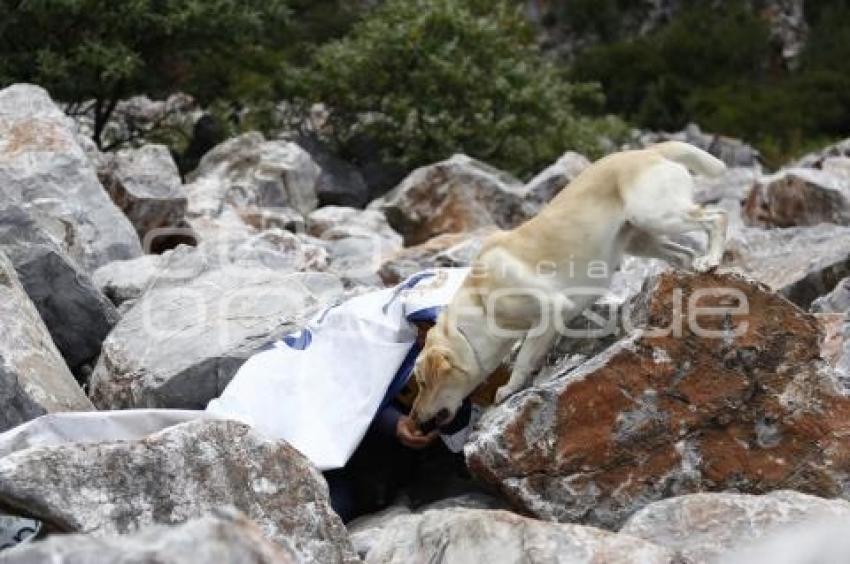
[0,420,356,563]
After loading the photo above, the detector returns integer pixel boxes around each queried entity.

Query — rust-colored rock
[378,227,496,285]
[744,168,850,228]
[466,270,850,529]
[373,155,527,246]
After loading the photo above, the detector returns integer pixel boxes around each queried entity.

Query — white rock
[89,235,342,409]
[184,132,320,245]
[693,166,759,204]
[621,491,850,564]
[724,223,850,308]
[98,144,187,245]
[812,277,850,314]
[725,517,850,564]
[1,507,298,563]
[364,508,673,564]
[307,206,402,282]
[0,84,141,273]
[793,138,850,168]
[0,420,357,563]
[92,252,169,307]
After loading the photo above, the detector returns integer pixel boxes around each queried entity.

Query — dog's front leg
[495,326,559,404]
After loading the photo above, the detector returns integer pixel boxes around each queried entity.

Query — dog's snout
[436,408,451,424]
[418,417,438,434]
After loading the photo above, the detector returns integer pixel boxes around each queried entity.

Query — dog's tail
[652,141,726,177]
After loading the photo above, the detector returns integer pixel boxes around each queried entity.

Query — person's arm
[372,404,439,449]
[372,404,404,438]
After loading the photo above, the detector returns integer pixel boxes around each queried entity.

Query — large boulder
[621,491,850,564]
[307,206,402,283]
[0,207,119,373]
[348,493,510,558]
[0,251,92,433]
[0,84,141,273]
[522,151,590,215]
[92,239,323,312]
[693,166,759,204]
[92,253,170,308]
[724,223,850,308]
[744,168,850,227]
[98,144,188,245]
[628,123,761,167]
[533,256,671,386]
[296,134,371,208]
[89,235,342,409]
[724,517,850,564]
[793,138,850,168]
[466,270,850,530]
[812,276,850,313]
[373,154,528,246]
[184,132,319,243]
[1,507,298,563]
[0,420,356,563]
[363,508,673,564]
[822,156,850,179]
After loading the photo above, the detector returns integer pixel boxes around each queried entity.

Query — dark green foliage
[568,0,850,165]
[3,0,846,173]
[0,0,290,147]
[570,2,770,131]
[298,0,625,178]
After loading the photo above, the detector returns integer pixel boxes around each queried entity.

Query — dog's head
[410,321,480,430]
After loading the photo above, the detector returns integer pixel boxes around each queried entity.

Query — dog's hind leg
[624,229,697,270]
[689,207,728,271]
[624,162,727,272]
[495,324,559,404]
[634,205,727,272]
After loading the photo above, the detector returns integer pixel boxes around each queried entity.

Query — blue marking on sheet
[381,271,436,314]
[283,329,313,350]
[406,305,441,324]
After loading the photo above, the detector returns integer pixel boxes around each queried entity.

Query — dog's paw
[672,254,695,272]
[494,385,515,405]
[693,256,720,273]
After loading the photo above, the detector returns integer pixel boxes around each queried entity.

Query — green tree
[299,0,623,178]
[0,0,290,148]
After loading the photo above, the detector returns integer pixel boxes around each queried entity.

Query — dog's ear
[420,347,452,387]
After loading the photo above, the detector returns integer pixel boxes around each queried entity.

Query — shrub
[299,0,624,178]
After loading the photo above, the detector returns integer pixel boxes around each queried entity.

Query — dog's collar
[454,323,486,376]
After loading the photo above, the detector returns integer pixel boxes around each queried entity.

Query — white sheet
[207,267,470,469]
[0,268,471,471]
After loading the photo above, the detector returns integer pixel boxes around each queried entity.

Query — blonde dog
[410,141,727,429]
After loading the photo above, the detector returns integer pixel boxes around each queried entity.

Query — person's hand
[396,415,438,449]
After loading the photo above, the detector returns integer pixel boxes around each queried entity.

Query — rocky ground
[1,82,850,563]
